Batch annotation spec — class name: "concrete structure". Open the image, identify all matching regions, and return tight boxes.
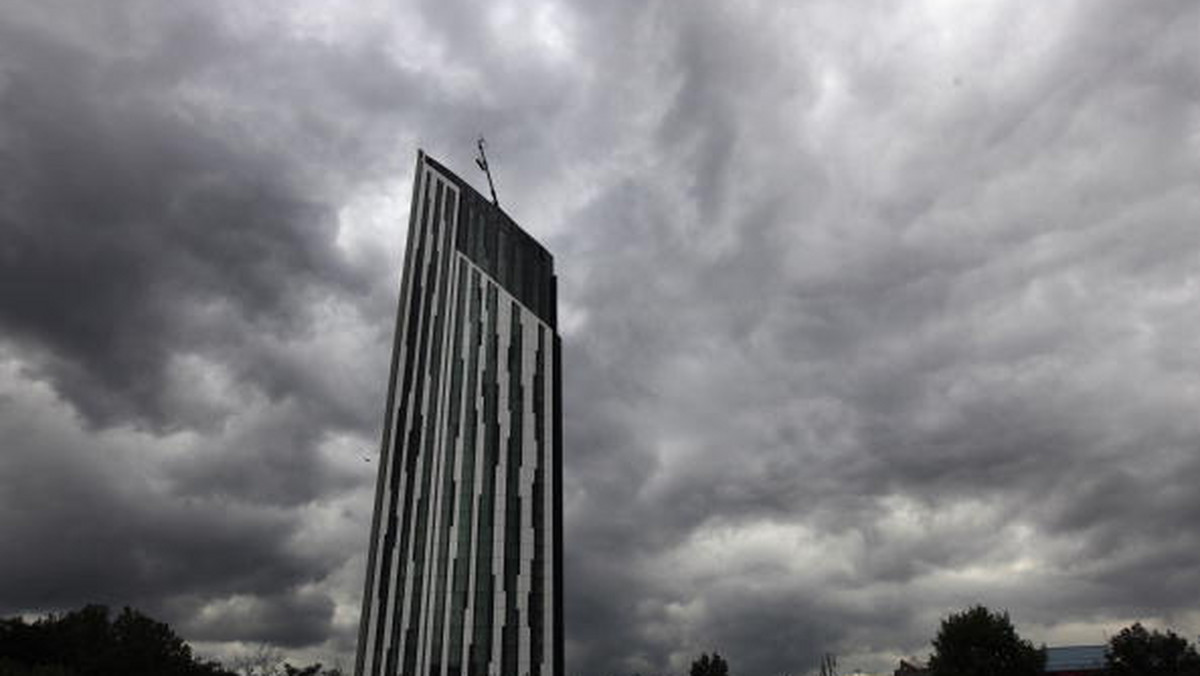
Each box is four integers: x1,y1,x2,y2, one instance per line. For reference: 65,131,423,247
356,151,562,676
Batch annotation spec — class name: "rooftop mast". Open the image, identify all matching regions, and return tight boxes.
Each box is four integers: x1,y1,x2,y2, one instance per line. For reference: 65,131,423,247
475,136,500,207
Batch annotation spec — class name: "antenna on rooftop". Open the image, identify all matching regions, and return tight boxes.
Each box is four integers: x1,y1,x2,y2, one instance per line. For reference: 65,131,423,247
475,136,500,208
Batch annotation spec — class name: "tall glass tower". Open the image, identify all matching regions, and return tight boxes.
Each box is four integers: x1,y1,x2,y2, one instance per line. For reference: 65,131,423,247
356,151,562,676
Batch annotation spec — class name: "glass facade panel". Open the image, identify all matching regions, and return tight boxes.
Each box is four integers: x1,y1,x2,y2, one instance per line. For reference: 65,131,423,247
452,183,556,328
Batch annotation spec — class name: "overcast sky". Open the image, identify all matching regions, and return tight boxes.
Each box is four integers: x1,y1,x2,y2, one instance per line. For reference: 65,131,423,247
2,1,1199,674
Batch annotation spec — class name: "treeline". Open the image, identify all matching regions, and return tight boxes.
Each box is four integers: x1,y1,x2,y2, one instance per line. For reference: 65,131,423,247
646,607,1200,676
0,605,341,676
925,604,1200,676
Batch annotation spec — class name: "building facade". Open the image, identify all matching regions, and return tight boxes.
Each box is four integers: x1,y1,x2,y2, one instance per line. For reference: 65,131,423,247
356,151,563,676
1044,645,1106,675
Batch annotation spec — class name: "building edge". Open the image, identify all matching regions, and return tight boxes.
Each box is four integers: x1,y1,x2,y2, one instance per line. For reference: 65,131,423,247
354,149,428,676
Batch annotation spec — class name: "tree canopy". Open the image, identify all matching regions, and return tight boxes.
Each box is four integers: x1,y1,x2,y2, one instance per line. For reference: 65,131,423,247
927,605,1043,676
0,605,233,676
1107,622,1200,676
689,652,730,676
0,605,341,676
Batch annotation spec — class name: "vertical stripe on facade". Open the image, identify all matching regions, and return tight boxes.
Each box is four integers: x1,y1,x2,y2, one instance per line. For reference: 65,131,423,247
469,281,498,676
428,192,466,675
449,268,481,676
530,326,545,676
551,334,564,676
396,174,445,674
380,171,435,676
501,301,523,676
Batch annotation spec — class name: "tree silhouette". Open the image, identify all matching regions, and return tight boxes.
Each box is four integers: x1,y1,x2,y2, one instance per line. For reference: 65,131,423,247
0,605,234,676
689,652,730,676
928,605,1042,676
1106,622,1200,676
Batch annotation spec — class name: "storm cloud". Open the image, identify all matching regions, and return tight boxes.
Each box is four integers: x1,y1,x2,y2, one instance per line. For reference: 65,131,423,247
2,1,1199,674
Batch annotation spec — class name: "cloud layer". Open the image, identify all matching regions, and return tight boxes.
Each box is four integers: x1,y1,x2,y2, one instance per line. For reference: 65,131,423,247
2,1,1199,674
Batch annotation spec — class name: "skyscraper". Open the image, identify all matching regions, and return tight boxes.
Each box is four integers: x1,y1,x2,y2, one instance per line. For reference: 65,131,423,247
356,151,562,676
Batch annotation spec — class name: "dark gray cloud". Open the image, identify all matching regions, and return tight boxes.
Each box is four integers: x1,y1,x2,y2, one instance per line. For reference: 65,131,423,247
2,0,1199,674
0,0,393,657
0,370,334,633
0,4,368,429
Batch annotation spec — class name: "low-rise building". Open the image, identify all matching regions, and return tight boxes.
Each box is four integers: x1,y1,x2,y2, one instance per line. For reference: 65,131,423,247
893,658,929,676
1044,645,1106,675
